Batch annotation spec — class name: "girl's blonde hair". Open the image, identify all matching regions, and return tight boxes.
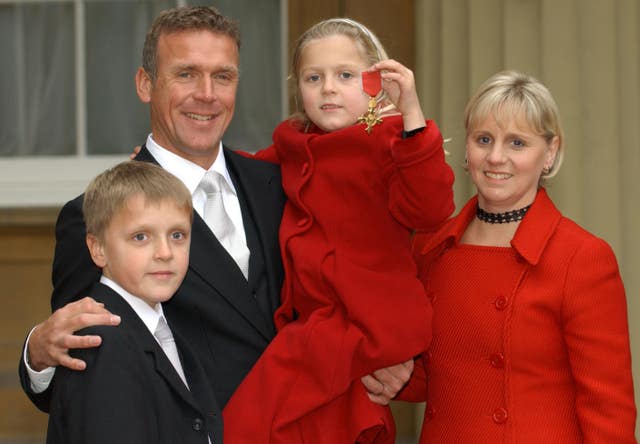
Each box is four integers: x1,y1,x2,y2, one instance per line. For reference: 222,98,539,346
464,70,565,179
289,18,389,129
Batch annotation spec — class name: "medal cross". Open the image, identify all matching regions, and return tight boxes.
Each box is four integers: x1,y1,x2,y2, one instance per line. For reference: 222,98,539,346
358,97,383,134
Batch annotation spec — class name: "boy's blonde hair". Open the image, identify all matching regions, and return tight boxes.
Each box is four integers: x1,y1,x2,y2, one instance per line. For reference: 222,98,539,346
83,161,193,239
464,70,565,179
289,18,389,129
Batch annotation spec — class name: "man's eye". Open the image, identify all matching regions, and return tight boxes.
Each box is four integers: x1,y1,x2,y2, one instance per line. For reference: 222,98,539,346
214,72,234,84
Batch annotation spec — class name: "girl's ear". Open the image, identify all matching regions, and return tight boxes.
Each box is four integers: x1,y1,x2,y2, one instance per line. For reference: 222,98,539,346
86,234,107,268
136,67,152,104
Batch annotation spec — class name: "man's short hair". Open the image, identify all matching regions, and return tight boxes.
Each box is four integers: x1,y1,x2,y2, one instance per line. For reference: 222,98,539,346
83,161,192,239
142,5,241,80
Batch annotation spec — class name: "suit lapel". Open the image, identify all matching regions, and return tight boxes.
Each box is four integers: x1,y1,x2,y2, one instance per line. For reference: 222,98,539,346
224,148,285,319
92,283,204,415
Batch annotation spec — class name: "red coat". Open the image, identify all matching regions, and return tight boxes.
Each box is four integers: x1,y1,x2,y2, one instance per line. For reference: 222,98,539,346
402,188,637,443
223,116,454,443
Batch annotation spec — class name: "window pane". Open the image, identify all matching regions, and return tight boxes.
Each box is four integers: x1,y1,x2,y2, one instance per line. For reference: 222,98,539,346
196,0,283,152
0,3,76,156
85,0,174,155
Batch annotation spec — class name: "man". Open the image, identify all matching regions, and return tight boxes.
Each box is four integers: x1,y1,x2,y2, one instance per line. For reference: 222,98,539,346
20,5,411,432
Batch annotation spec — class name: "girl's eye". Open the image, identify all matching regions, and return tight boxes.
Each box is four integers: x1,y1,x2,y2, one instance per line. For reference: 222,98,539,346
339,71,354,80
307,74,320,82
133,233,148,241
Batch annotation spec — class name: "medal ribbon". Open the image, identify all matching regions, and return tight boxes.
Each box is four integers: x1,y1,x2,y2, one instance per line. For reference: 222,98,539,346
362,71,382,97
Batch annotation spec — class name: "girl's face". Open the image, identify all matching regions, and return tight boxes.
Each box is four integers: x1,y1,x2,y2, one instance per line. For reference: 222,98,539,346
297,34,371,132
466,111,558,212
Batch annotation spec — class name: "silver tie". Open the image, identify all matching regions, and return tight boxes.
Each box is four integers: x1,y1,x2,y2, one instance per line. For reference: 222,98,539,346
199,171,250,279
154,316,188,388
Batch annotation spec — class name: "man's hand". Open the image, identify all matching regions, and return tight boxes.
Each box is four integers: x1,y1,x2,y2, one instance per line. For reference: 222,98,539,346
361,359,414,405
28,297,121,371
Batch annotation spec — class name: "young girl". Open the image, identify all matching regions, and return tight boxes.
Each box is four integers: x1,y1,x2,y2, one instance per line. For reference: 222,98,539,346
223,18,455,443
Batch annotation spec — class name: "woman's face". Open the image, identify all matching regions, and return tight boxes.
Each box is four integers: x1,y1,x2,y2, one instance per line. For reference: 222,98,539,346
466,112,558,212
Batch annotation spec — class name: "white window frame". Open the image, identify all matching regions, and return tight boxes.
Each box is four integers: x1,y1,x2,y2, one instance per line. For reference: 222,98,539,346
0,0,288,208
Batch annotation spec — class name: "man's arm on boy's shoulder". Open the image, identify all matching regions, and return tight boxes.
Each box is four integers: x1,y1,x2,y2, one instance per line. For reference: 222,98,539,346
19,197,120,412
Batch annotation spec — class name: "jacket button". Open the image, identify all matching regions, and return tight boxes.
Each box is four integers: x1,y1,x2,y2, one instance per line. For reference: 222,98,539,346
301,162,310,176
492,407,508,424
192,418,203,431
423,349,432,365
425,405,435,420
494,295,507,310
489,353,505,368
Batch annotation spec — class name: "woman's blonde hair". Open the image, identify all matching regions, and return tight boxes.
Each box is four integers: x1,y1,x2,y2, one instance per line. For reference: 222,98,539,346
464,70,564,179
289,18,389,129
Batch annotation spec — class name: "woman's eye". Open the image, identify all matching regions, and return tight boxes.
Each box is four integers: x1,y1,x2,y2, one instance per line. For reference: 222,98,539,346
512,139,525,148
478,136,491,144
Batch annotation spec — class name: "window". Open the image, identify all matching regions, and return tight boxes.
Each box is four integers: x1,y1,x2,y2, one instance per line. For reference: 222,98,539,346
0,0,286,207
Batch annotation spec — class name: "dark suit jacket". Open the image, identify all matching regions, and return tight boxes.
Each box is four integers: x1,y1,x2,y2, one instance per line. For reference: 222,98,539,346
47,282,221,444
20,146,285,415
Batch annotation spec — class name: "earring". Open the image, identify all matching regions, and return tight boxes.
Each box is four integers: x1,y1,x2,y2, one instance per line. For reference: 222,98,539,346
463,155,469,172
542,165,551,175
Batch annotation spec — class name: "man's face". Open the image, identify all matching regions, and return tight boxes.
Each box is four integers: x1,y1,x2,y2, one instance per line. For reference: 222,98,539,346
137,30,239,169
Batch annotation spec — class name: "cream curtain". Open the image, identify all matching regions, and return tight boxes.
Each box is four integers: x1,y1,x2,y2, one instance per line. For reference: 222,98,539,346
415,0,639,437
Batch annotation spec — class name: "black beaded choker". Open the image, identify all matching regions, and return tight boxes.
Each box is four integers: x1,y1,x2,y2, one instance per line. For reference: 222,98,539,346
476,204,532,224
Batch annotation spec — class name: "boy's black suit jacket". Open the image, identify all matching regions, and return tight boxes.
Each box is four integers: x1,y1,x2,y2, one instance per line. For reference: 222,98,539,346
47,282,220,444
20,145,286,417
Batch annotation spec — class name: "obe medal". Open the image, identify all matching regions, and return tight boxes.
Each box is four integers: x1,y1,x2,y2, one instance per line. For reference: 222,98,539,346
358,70,383,134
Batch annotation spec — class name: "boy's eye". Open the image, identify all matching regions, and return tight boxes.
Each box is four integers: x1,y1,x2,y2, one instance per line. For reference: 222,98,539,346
171,231,185,241
133,233,148,241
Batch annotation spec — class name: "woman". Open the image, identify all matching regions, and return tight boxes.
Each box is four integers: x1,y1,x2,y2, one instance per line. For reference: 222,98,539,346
402,70,637,443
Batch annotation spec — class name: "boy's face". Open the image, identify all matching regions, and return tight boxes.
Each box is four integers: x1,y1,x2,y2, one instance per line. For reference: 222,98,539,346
87,194,191,307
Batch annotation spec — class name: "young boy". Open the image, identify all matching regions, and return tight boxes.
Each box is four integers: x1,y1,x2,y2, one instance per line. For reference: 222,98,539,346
46,161,220,444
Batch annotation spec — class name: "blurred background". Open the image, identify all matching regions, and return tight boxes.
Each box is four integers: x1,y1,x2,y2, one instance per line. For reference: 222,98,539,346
0,0,637,442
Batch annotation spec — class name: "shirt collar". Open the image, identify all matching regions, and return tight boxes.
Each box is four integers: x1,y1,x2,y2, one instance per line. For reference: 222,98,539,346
145,134,236,196
417,188,562,265
99,275,166,336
